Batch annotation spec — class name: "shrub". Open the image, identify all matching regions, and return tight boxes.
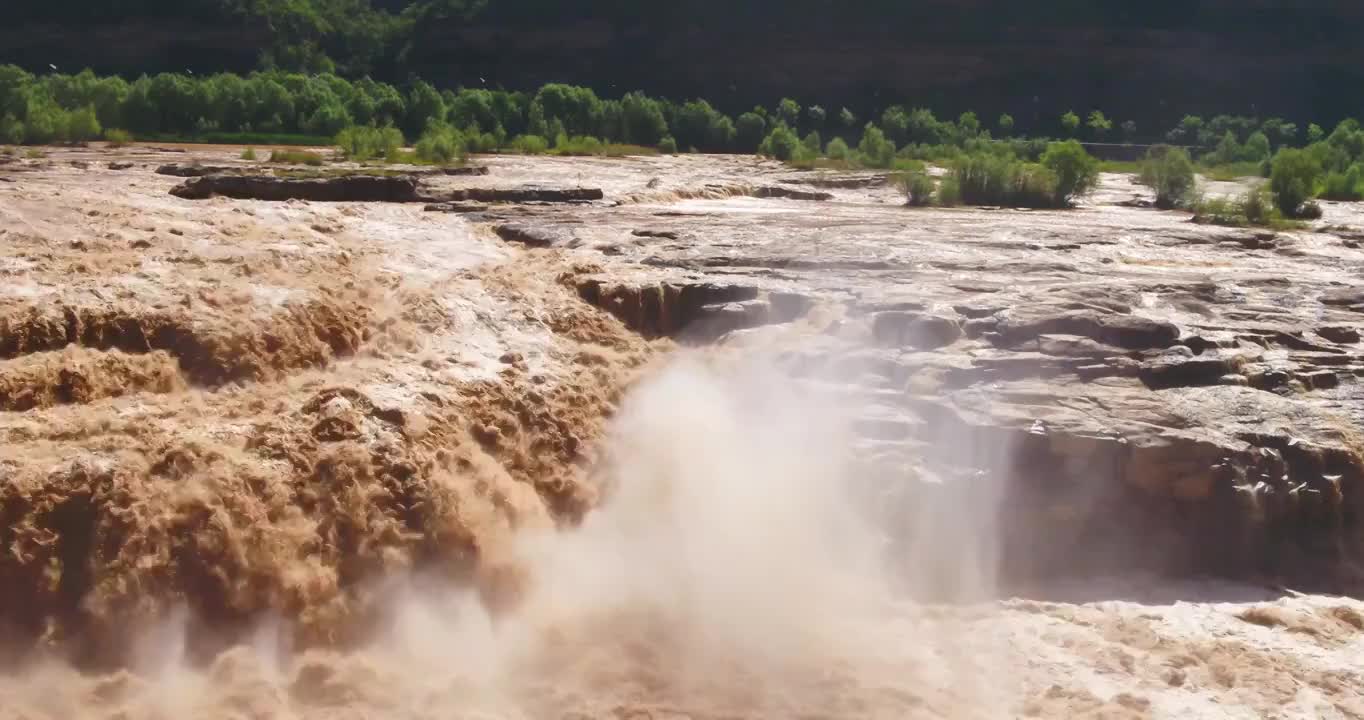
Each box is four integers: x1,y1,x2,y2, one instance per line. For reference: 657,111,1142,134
1,115,22,145
937,176,962,206
1192,186,1302,228
510,134,550,154
658,135,678,154
1269,148,1323,217
336,125,404,161
414,122,467,164
801,131,821,154
1040,140,1100,206
1203,131,1242,166
553,135,606,156
619,92,667,146
104,128,133,147
1321,164,1364,201
735,112,766,152
948,153,1058,208
269,149,325,165
1241,186,1270,225
464,131,500,153
1243,131,1271,161
241,147,258,161
1191,194,1248,226
997,113,1014,136
23,103,65,144
1086,110,1112,140
825,137,850,161
1060,111,1080,136
758,124,801,161
856,124,896,168
898,171,936,206
1137,145,1197,209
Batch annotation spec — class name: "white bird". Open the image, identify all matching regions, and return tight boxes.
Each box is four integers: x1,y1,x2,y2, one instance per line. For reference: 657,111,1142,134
49,63,58,71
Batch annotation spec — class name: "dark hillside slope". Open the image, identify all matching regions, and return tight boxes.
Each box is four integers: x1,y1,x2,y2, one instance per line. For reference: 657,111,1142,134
4,0,1364,127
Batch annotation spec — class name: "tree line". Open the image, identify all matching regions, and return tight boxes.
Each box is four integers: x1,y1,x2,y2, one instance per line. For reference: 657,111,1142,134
0,65,1346,157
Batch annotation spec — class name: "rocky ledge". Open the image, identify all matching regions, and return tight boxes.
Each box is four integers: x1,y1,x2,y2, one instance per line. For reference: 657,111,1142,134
170,173,604,204
485,167,1364,595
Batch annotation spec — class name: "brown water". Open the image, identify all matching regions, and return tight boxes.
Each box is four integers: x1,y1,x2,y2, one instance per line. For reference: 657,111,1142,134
1,146,1362,719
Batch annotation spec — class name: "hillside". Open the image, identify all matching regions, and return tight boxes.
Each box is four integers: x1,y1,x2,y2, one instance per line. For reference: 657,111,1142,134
4,0,1364,128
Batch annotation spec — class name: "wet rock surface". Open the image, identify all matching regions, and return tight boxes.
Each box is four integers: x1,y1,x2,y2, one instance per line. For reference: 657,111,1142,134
170,172,425,201
473,154,1364,596
3,146,1364,718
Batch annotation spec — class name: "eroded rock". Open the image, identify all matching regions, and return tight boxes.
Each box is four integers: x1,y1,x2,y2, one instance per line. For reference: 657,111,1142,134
871,311,963,350
171,173,423,202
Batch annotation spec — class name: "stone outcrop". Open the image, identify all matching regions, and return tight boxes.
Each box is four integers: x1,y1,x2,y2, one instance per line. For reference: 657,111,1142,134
170,173,424,202
156,164,243,177
575,277,813,342
442,186,604,203
170,173,602,205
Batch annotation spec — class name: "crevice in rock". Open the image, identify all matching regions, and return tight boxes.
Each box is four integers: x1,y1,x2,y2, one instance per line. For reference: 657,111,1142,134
575,278,812,343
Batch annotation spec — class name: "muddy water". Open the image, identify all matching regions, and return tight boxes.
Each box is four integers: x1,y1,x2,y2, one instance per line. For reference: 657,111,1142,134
1,146,1363,718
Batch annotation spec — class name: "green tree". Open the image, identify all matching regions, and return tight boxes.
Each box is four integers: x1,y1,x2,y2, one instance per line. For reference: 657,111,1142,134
776,98,801,129
735,111,767,152
856,123,896,168
1086,110,1112,140
907,108,949,145
880,106,911,146
1041,140,1099,205
1307,123,1326,144
1137,146,1197,209
1260,117,1297,146
1242,131,1271,161
957,111,981,138
1,114,24,145
449,88,497,132
1166,115,1204,145
997,113,1015,137
1205,131,1242,165
757,124,800,161
404,79,445,137
0,65,34,118
1060,111,1080,137
802,130,821,154
674,99,732,151
1269,148,1323,217
838,107,857,130
619,91,667,146
414,121,466,164
529,84,602,137
305,101,352,136
65,104,101,141
825,136,850,160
